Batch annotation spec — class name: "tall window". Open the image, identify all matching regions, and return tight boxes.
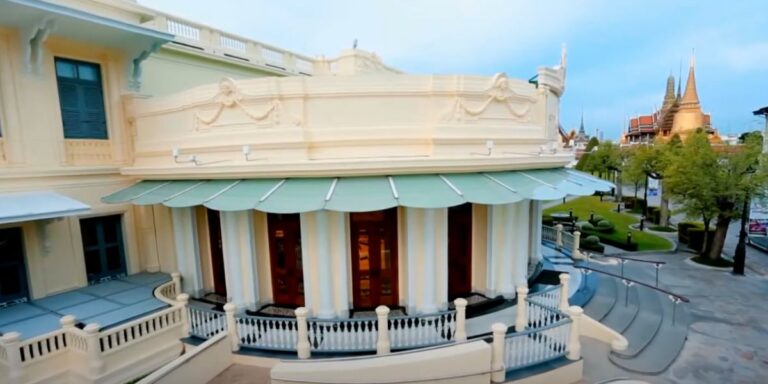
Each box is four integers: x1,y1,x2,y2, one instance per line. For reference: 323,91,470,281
0,227,28,304
55,58,108,139
80,215,126,283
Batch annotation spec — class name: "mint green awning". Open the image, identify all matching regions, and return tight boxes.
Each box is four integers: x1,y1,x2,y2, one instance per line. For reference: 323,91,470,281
102,169,614,213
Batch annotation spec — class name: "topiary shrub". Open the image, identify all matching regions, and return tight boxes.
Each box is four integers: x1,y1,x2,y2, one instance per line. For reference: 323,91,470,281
596,219,615,233
589,214,605,226
688,227,715,253
580,235,605,253
678,221,704,244
580,222,595,232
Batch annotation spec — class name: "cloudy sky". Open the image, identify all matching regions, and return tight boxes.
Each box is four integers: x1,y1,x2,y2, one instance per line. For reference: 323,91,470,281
141,0,767,140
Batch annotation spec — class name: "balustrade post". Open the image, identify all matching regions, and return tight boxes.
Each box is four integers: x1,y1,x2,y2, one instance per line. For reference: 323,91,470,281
60,315,76,330
453,298,468,342
171,272,182,296
555,224,563,248
1,332,23,384
559,273,571,311
572,231,582,259
223,303,240,352
295,307,311,359
490,323,507,383
567,306,583,360
83,323,105,378
177,293,190,337
515,287,529,331
375,305,390,355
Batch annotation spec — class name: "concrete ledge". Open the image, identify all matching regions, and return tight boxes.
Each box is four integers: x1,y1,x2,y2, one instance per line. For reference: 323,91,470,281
504,357,582,384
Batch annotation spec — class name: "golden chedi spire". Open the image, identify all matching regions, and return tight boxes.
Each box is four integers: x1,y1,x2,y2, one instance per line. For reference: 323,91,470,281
662,73,676,110
671,52,705,139
680,54,700,108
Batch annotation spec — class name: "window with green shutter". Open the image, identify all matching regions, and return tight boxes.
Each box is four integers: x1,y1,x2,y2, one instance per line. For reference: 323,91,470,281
54,58,108,140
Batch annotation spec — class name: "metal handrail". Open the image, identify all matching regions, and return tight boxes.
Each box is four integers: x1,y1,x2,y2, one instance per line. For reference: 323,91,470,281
575,265,690,303
611,254,666,265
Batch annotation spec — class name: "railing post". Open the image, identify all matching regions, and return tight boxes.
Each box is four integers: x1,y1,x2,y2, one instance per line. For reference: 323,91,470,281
567,306,583,361
559,273,571,311
515,287,528,331
83,323,105,378
375,305,390,355
223,303,240,352
490,323,507,383
171,272,182,296
60,314,76,331
1,332,23,384
177,293,190,337
555,224,563,248
295,307,311,359
453,298,468,342
572,231,582,259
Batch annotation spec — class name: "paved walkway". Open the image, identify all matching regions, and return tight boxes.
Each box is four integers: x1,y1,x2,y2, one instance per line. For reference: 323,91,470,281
581,227,768,383
0,272,170,340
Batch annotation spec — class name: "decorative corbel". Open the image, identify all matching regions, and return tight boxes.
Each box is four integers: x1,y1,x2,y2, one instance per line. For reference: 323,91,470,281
22,18,55,74
128,42,162,92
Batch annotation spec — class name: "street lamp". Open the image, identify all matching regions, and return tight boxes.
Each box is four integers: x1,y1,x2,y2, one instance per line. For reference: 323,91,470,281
734,164,757,275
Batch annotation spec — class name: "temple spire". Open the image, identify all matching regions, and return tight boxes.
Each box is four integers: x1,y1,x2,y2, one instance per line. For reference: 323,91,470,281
680,51,700,107
663,73,676,108
579,111,585,134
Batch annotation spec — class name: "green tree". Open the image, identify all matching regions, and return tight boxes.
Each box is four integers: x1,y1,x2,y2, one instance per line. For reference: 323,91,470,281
585,137,600,152
665,132,768,260
589,141,621,180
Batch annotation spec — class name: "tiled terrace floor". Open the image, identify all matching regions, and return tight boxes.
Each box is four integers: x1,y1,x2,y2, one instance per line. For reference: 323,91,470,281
0,272,170,340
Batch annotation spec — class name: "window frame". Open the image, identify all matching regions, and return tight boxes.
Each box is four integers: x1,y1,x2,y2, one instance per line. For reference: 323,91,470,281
54,57,109,140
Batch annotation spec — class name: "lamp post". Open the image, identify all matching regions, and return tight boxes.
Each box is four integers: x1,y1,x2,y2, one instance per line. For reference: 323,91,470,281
734,165,756,275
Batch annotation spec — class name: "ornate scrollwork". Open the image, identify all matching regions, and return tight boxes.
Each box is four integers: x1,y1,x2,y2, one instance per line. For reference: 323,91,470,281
195,78,296,126
448,73,537,122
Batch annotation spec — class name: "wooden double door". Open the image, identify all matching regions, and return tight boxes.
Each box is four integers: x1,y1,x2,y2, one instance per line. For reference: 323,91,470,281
267,213,305,307
350,208,399,309
448,204,473,300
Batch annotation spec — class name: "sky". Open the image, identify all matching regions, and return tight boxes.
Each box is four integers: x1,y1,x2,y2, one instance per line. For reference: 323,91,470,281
140,0,768,140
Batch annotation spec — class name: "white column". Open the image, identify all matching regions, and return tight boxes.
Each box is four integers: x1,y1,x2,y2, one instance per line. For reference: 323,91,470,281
529,200,543,264
376,305,391,355
171,207,203,296
512,201,531,288
220,211,260,311
295,307,310,359
314,210,335,318
559,273,570,311
567,306,583,360
491,323,507,383
487,204,516,298
405,208,447,313
300,211,350,318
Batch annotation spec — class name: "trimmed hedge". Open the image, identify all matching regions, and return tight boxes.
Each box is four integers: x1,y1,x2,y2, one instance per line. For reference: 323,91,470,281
596,219,615,233
588,215,605,226
580,222,595,231
678,222,705,244
688,228,715,253
581,235,605,253
581,229,639,251
622,196,646,210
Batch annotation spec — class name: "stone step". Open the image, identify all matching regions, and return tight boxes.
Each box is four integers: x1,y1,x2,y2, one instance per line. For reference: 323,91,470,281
601,284,639,333
583,274,617,321
611,285,663,358
609,299,690,374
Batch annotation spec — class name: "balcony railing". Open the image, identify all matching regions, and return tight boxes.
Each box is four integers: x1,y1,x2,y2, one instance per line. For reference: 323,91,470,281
147,14,316,76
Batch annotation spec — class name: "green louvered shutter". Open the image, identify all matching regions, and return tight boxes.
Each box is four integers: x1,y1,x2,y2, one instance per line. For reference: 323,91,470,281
55,58,108,139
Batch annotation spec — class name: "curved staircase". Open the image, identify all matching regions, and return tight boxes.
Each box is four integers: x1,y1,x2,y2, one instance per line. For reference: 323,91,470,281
583,272,690,374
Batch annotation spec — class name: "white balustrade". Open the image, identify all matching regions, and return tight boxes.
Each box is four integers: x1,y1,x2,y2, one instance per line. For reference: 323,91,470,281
167,19,201,41
220,35,247,52
262,47,285,66
503,318,570,371
515,287,529,331
236,314,298,351
490,323,507,383
224,303,239,352
188,306,227,339
376,306,391,355
559,274,571,311
527,284,562,310
454,298,468,342
295,307,311,359
555,224,564,248
1,332,23,384
99,306,184,355
567,306,583,360
307,316,377,352
388,310,457,350
542,225,558,244
15,329,68,364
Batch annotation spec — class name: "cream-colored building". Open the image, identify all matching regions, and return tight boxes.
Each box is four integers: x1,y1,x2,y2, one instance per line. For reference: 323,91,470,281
0,1,620,383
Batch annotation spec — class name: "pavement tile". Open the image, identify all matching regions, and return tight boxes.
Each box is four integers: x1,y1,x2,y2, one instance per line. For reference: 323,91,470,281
0,303,46,326
32,291,97,311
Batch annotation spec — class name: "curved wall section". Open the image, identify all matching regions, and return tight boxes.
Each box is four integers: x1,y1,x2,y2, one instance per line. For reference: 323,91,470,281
124,69,569,178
